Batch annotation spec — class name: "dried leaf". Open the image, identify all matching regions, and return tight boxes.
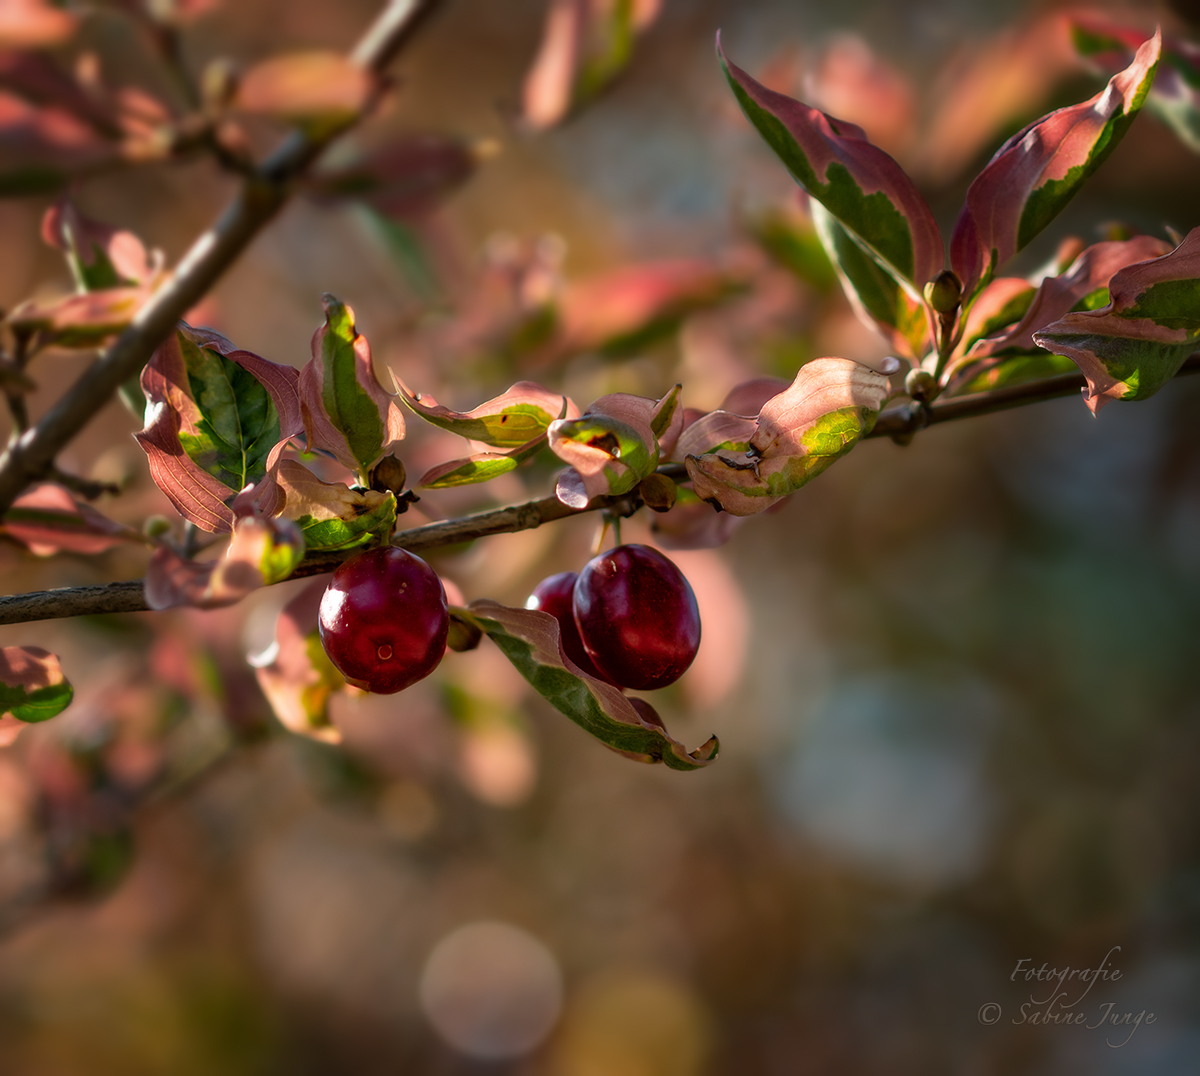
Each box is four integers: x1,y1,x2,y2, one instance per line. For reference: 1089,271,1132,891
144,515,304,611
299,294,405,477
950,31,1161,299
468,601,717,770
0,646,72,724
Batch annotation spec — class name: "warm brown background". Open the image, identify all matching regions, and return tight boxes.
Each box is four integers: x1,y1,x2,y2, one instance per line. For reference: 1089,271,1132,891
0,0,1198,1072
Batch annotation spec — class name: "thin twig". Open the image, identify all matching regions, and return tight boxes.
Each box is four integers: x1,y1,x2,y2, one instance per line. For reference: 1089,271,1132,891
0,0,442,518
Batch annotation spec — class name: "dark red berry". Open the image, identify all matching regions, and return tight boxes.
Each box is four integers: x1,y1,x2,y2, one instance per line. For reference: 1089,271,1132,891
573,544,701,691
319,546,449,694
526,571,611,682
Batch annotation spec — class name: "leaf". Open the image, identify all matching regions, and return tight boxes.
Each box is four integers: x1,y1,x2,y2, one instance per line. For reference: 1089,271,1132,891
686,357,896,516
952,351,1079,395
306,134,479,219
395,378,577,448
0,91,116,195
522,0,662,130
235,51,375,129
1071,17,1200,153
41,198,159,290
1032,226,1200,413
5,484,141,556
135,324,302,533
144,515,304,611
548,391,662,507
467,601,717,770
416,434,547,489
950,31,1161,300
274,458,396,551
7,286,149,347
966,235,1172,358
299,294,406,477
0,0,78,49
0,646,72,724
672,410,759,460
719,34,943,290
811,201,932,359
953,276,1035,358
251,579,344,742
555,258,742,357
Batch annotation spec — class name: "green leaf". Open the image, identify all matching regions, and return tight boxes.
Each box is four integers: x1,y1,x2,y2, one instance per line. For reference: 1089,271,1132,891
417,434,547,489
1032,226,1200,412
951,351,1078,395
812,202,931,360
0,646,73,723
274,459,396,552
299,294,407,477
468,601,718,771
397,379,576,449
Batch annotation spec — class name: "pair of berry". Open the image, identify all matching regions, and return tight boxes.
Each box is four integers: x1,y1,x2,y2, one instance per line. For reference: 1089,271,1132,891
526,545,701,690
317,544,701,696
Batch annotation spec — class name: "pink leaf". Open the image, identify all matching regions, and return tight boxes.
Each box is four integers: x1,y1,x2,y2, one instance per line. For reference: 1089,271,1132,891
235,51,376,126
0,0,77,49
5,484,138,556
41,198,160,286
251,579,344,742
394,377,578,448
7,286,149,347
950,31,1161,299
719,34,943,289
144,515,304,611
299,294,405,476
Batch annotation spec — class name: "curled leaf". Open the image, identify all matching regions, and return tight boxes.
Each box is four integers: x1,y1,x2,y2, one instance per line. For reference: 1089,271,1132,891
144,515,304,611
274,458,396,551
42,198,160,289
417,433,547,489
468,600,717,770
549,391,662,506
299,294,405,477
251,579,344,742
0,646,72,724
950,31,1161,299
686,357,896,515
1033,226,1200,413
136,324,302,532
396,377,577,448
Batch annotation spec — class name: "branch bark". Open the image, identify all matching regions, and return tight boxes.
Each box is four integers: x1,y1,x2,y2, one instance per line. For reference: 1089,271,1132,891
2,353,1199,626
0,0,441,518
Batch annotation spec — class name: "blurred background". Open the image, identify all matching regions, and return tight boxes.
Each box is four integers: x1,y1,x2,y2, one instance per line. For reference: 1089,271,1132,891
0,0,1199,1072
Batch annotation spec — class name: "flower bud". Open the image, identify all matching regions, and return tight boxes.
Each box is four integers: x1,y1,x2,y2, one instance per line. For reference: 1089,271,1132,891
923,270,962,314
904,368,936,402
638,473,678,513
369,454,408,496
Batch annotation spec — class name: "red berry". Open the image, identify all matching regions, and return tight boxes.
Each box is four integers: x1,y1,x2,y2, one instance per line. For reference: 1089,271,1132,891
525,571,611,682
573,544,701,691
319,547,449,694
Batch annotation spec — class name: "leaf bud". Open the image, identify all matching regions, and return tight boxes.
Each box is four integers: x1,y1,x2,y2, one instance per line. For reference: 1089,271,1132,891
201,57,240,112
446,610,483,653
143,515,173,540
637,473,677,513
904,368,936,403
923,270,961,314
369,454,407,496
